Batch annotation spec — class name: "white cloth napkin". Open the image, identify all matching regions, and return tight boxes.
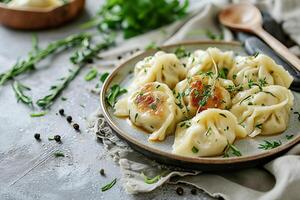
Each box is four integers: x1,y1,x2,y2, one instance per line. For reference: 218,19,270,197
89,0,300,199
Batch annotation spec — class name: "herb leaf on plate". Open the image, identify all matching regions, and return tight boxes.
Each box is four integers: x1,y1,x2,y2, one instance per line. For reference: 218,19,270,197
258,140,282,150
106,84,127,107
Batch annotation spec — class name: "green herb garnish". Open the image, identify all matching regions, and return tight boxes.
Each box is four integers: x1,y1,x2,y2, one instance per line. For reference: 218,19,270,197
192,146,199,153
174,47,190,58
141,173,161,184
30,111,47,117
101,178,117,192
81,0,189,39
218,68,229,79
286,135,294,140
223,143,242,157
258,140,282,150
12,81,33,106
54,152,65,157
84,68,98,81
100,72,110,83
106,84,127,107
37,37,114,109
0,33,90,86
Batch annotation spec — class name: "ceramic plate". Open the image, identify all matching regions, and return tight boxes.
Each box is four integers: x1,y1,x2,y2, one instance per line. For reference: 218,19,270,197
100,41,300,171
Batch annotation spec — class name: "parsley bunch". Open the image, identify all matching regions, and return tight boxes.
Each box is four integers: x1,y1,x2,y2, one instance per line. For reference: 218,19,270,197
81,0,189,39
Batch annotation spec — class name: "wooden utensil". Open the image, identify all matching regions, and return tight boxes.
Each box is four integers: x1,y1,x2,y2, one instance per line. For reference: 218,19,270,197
219,3,300,71
0,0,85,30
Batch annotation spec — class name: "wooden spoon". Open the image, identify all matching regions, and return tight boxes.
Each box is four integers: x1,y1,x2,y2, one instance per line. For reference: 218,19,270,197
219,3,300,71
0,0,85,30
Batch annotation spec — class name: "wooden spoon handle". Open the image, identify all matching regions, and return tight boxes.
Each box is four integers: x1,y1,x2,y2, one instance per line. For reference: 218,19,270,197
253,27,300,71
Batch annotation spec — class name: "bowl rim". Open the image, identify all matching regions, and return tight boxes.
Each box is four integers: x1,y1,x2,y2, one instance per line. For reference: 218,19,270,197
100,40,300,165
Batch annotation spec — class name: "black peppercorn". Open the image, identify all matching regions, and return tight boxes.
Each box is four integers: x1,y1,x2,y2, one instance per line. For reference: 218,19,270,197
176,187,184,195
34,133,41,140
54,135,61,142
117,55,122,60
66,116,72,123
59,109,64,116
191,188,197,195
100,169,105,176
73,123,80,131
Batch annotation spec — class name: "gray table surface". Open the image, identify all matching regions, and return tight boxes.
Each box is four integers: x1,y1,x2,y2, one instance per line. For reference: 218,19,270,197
0,1,215,200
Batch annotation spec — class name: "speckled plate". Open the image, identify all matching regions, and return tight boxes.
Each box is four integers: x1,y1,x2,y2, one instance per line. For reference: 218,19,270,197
100,41,300,171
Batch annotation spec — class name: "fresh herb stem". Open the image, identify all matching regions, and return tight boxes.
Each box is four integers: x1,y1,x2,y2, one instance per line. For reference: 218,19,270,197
12,81,33,106
101,178,117,192
0,33,90,86
84,68,98,81
223,143,242,157
30,111,47,117
106,84,127,107
141,173,161,184
258,140,282,150
36,36,114,109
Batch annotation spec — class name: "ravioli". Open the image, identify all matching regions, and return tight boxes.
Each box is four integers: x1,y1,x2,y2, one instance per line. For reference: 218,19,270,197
228,54,293,89
114,82,183,141
172,109,247,157
131,51,186,89
187,47,235,78
230,85,294,137
173,74,232,118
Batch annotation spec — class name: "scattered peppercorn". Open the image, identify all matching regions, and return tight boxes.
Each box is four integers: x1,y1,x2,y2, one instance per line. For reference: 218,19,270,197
54,135,61,142
191,188,197,195
66,116,72,123
34,133,41,141
117,55,122,60
73,123,80,131
100,169,105,176
176,187,184,196
59,109,64,116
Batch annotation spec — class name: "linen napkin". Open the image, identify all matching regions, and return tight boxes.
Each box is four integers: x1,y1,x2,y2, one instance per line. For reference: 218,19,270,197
89,0,300,199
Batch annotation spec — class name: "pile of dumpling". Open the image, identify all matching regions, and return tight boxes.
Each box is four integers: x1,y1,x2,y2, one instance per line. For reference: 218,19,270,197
114,47,294,157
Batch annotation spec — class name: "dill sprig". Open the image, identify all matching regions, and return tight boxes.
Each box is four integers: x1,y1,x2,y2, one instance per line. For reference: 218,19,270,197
258,140,282,150
223,143,242,157
0,33,90,86
12,81,33,106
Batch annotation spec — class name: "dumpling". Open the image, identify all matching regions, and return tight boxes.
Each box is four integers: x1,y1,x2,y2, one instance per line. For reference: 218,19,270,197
230,85,294,137
173,74,232,118
132,51,186,89
228,54,293,89
187,47,235,78
172,108,247,157
114,82,183,141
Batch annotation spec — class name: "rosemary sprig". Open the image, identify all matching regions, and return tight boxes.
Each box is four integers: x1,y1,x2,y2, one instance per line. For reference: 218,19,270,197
12,81,33,106
36,37,115,109
0,33,90,86
258,140,282,150
101,178,117,192
84,68,98,81
36,66,81,109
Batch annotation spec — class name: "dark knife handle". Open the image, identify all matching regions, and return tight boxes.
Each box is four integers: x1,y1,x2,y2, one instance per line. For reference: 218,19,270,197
243,36,300,91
